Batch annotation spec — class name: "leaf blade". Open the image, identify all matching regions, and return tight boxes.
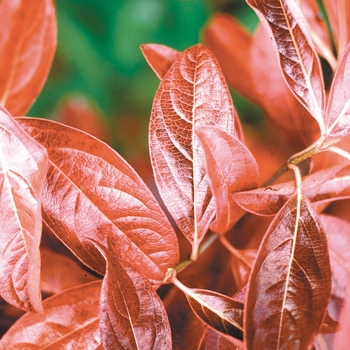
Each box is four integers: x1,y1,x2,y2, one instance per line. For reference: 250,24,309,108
244,194,332,349
0,0,57,115
247,0,325,134
0,107,48,312
17,117,179,284
149,44,238,258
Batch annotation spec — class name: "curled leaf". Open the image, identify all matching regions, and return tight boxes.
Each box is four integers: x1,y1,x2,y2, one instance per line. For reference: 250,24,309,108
245,194,332,349
17,117,179,284
0,0,57,115
0,107,48,312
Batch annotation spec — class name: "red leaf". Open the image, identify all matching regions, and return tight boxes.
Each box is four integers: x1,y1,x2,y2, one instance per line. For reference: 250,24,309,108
247,0,325,135
325,43,350,139
93,242,172,349
245,194,332,349
149,44,239,259
0,0,57,116
40,247,98,295
0,281,102,348
196,126,258,234
53,94,111,145
0,107,48,312
198,327,243,350
140,44,181,79
17,117,179,284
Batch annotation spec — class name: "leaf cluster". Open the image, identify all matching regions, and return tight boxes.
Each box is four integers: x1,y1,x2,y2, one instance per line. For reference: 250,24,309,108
1,0,350,349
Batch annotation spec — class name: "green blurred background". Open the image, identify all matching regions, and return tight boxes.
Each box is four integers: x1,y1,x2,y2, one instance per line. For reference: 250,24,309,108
29,0,259,161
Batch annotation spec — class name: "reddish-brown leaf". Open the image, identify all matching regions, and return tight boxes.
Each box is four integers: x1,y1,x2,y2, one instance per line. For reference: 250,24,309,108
196,126,258,234
40,247,98,295
0,107,48,312
0,0,56,116
198,327,243,350
93,242,172,350
203,14,320,150
149,44,239,259
53,94,112,145
245,194,332,349
0,281,102,349
325,43,350,139
247,0,325,134
141,44,181,79
17,117,179,284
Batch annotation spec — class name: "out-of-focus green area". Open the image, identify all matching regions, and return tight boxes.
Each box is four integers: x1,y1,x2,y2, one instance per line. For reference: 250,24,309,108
29,0,258,156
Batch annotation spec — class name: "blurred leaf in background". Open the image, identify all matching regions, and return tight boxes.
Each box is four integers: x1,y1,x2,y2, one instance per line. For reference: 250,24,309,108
28,0,256,168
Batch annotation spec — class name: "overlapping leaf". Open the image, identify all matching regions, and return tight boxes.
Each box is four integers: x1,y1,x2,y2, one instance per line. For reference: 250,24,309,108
0,107,48,312
203,14,320,150
325,43,350,139
0,281,102,349
196,126,258,234
140,44,181,79
245,194,331,349
0,0,56,115
16,117,179,284
247,0,325,135
149,44,239,258
94,242,172,349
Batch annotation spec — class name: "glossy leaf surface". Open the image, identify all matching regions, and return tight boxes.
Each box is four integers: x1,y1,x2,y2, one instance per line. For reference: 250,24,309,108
247,0,325,134
140,44,181,79
149,44,237,258
245,194,331,349
325,43,350,139
0,107,48,312
0,0,56,115
94,243,172,350
196,126,258,233
0,281,102,349
17,117,179,283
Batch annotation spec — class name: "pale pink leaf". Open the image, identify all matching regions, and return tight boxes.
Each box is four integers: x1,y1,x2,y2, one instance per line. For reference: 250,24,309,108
0,106,48,312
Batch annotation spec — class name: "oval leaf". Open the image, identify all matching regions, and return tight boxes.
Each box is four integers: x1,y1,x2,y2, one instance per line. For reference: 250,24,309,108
149,44,238,259
94,242,172,350
0,107,48,312
0,281,102,349
244,194,332,349
247,0,325,134
140,44,181,79
0,0,57,115
17,117,179,284
196,125,258,233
